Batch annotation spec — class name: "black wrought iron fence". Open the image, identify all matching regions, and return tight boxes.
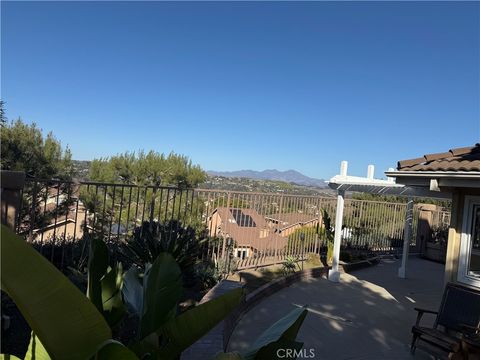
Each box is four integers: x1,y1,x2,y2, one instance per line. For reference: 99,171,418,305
14,178,198,269
7,178,449,272
192,189,420,269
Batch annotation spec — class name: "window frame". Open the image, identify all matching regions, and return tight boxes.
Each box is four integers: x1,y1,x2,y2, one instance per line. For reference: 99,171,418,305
457,195,480,287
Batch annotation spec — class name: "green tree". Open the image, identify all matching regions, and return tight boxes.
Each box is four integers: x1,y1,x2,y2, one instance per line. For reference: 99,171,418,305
1,118,74,179
88,150,205,188
1,118,76,237
82,151,206,238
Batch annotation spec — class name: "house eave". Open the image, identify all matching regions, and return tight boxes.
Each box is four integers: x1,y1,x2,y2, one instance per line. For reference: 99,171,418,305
385,171,480,190
385,171,480,179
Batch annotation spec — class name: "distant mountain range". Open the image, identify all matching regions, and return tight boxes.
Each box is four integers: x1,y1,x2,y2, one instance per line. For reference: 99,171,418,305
207,169,327,188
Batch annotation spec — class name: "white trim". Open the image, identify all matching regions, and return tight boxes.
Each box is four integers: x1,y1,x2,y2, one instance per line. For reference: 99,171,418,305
328,164,451,199
385,171,480,179
457,195,480,288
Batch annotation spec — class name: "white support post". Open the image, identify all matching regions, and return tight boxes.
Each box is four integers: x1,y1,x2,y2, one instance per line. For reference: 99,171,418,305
398,197,414,278
340,160,348,177
329,189,345,282
367,164,374,180
329,161,347,282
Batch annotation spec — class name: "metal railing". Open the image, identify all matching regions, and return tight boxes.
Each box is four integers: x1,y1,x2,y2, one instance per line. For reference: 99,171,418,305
8,178,449,271
15,178,197,269
427,208,451,247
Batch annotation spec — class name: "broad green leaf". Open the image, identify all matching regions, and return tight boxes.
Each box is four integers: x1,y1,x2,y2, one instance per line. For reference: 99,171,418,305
101,264,126,327
242,306,308,360
25,332,50,360
95,340,139,359
0,225,111,360
274,308,307,342
140,253,182,339
122,267,143,315
155,287,244,359
87,236,109,313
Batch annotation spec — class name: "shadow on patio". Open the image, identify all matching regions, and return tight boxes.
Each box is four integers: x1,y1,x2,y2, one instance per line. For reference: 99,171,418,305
228,257,445,359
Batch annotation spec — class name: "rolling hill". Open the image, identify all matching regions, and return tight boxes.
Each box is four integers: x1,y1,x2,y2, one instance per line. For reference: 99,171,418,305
207,169,327,188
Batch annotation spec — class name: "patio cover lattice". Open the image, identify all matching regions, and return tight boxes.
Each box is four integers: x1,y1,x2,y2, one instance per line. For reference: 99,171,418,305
327,161,450,282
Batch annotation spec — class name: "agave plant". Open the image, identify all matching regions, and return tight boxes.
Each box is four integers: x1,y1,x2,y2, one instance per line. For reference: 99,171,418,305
282,256,300,275
119,220,204,287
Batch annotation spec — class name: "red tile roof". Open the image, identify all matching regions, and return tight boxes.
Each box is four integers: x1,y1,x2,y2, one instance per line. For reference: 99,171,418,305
212,207,287,251
237,233,288,252
397,144,480,172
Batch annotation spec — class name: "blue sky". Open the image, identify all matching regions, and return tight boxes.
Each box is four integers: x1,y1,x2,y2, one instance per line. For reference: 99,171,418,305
2,1,479,180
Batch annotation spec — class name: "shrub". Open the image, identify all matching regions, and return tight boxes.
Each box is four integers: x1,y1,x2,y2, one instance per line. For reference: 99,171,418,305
282,256,300,275
195,263,220,290
119,220,203,287
326,241,334,264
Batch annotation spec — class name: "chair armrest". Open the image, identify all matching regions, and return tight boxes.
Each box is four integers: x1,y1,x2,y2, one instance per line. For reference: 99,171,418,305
414,307,438,315
413,308,438,326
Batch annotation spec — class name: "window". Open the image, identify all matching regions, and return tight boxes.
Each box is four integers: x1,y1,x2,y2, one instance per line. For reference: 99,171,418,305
458,196,480,287
236,249,247,259
230,209,256,227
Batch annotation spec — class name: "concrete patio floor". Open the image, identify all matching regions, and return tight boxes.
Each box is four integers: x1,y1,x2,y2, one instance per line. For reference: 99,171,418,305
228,257,446,359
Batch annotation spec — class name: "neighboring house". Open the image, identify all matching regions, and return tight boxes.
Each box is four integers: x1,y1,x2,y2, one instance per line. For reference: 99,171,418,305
208,207,287,258
265,213,319,237
31,184,87,242
234,233,287,259
386,144,480,289
44,185,69,206
32,202,87,242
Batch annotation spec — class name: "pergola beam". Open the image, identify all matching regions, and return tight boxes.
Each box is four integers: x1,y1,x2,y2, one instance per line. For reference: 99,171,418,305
327,161,448,283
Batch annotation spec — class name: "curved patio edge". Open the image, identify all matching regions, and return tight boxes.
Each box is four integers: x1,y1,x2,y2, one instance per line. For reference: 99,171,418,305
223,266,328,351
224,256,380,351
181,257,379,360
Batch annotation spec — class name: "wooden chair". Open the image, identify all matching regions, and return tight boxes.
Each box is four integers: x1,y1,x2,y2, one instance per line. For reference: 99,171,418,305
411,282,480,358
